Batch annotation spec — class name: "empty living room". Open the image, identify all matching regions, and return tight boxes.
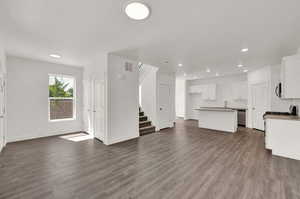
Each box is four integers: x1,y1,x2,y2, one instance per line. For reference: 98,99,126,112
1,0,300,198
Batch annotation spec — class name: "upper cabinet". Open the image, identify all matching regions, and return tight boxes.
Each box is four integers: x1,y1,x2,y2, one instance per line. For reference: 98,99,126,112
204,84,216,100
189,84,216,100
281,55,300,99
232,81,248,100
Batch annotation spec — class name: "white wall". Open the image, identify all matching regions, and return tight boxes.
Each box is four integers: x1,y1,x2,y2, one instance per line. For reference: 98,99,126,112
140,64,158,129
175,78,186,118
0,38,7,151
106,54,139,145
157,72,176,129
187,74,248,120
7,56,83,142
84,53,107,81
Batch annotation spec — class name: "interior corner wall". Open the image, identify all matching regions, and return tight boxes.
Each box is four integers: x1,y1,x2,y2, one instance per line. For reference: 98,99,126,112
7,56,84,142
106,54,139,145
140,66,158,129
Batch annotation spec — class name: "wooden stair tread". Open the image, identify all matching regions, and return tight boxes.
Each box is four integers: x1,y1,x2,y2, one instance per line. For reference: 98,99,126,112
139,125,155,131
139,120,151,124
139,108,155,136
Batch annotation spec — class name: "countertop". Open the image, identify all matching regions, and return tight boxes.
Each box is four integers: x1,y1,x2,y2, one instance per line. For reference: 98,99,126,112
264,115,300,121
195,107,238,112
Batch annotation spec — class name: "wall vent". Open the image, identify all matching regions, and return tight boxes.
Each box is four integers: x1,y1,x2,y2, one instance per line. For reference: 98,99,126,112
125,62,133,72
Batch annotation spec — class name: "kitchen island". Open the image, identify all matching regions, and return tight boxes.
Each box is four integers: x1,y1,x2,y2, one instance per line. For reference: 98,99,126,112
195,107,238,133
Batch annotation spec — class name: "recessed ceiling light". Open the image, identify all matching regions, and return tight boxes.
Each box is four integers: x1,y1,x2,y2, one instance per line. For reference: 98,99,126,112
206,68,211,73
183,73,187,76
125,2,150,20
241,48,249,52
49,54,61,58
178,63,183,67
243,69,249,73
237,64,243,67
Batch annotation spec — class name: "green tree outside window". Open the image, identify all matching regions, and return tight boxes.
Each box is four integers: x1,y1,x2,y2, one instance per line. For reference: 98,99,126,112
49,77,73,97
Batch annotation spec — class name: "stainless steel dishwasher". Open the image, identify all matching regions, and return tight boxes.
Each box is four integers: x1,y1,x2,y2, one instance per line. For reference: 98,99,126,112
237,109,246,126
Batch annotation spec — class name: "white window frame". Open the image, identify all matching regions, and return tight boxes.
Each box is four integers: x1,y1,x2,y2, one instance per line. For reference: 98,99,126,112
48,74,76,122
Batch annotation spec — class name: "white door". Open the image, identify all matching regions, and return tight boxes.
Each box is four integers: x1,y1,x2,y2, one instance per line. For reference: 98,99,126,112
159,84,171,129
252,83,268,131
93,80,105,141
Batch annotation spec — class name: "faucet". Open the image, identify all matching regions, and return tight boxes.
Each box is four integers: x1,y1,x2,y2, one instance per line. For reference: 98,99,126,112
224,100,228,108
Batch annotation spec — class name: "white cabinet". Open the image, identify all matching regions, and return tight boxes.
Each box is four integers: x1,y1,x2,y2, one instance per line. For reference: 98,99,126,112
281,55,300,99
232,81,247,100
189,85,201,93
265,118,300,160
189,84,216,100
203,84,216,100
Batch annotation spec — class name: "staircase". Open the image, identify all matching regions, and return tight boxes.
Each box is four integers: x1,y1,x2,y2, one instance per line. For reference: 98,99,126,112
139,107,156,136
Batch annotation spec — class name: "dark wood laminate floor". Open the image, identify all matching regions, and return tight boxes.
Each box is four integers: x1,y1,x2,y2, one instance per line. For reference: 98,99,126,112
1,120,300,199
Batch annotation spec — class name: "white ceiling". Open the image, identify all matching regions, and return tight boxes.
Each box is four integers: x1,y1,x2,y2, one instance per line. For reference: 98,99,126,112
1,0,300,77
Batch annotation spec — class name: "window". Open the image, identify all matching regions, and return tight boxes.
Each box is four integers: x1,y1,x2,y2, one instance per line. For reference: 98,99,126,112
49,74,75,121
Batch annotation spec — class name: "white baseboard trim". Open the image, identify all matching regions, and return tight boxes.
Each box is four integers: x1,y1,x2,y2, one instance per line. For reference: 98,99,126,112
107,135,139,145
7,129,83,143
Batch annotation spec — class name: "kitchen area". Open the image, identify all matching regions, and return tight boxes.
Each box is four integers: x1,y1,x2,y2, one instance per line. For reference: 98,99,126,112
176,49,300,160
177,72,248,133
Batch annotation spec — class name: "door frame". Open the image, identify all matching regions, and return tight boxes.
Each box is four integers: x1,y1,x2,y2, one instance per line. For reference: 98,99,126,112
93,79,106,142
250,82,270,130
83,78,108,144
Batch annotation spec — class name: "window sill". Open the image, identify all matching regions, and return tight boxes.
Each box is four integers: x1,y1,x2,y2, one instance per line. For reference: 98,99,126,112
49,118,76,122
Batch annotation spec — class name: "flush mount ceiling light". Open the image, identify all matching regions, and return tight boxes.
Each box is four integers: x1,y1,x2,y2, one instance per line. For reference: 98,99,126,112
243,69,249,73
241,48,249,52
49,54,61,58
237,64,243,67
178,63,183,67
216,73,219,76
125,2,150,20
